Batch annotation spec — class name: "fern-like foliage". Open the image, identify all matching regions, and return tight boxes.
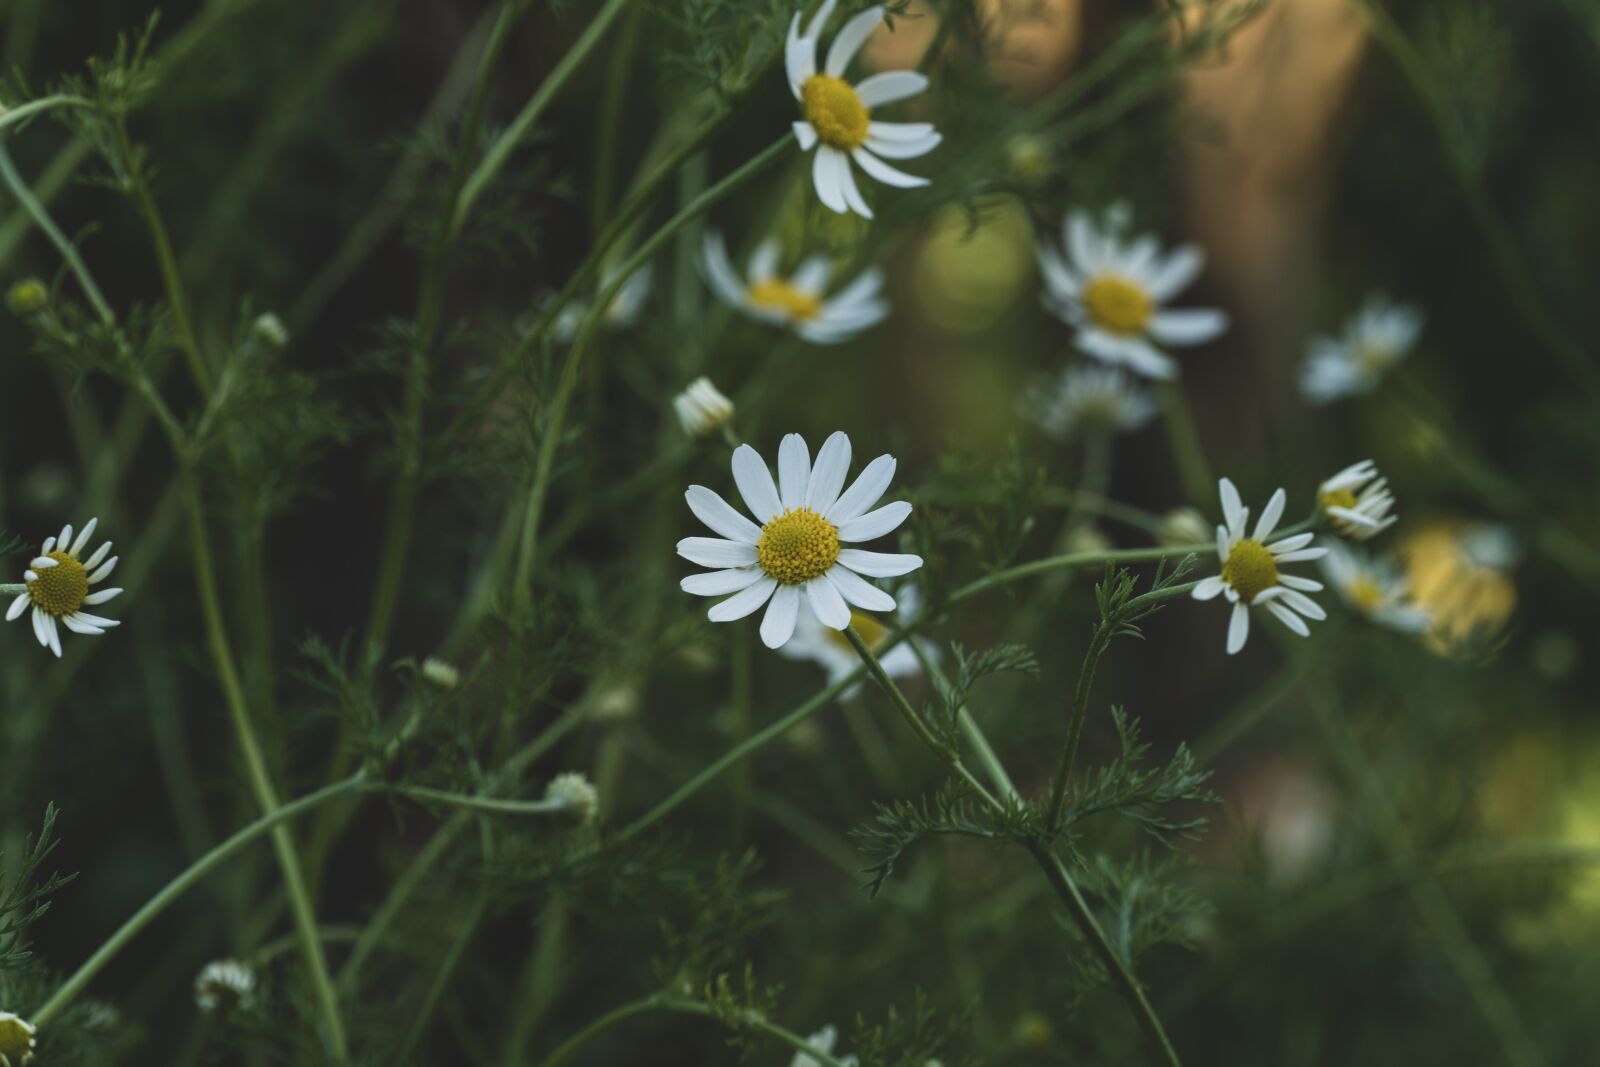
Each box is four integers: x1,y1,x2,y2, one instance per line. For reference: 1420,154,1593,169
1062,707,1215,845
0,804,77,972
851,781,1041,898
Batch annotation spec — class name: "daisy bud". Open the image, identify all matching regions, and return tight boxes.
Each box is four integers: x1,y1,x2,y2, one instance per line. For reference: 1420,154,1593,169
545,772,600,827
591,681,638,723
0,1012,35,1066
420,656,460,688
1063,523,1111,556
194,959,256,1013
673,377,735,439
252,312,290,348
1317,460,1396,541
1157,507,1211,547
1006,133,1051,184
5,279,46,316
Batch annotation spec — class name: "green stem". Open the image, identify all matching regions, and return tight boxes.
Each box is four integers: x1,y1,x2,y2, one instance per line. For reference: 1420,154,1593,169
0,94,94,134
0,142,115,326
1158,381,1211,506
535,995,853,1067
390,784,570,817
30,773,367,1026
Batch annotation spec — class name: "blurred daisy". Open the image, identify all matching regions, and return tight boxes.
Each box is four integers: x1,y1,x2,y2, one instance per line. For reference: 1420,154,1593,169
550,264,653,342
673,376,736,438
1320,542,1431,633
0,1011,34,1066
1038,205,1228,379
4,518,121,658
1025,363,1156,439
420,657,460,688
703,233,887,344
787,0,941,218
1300,295,1423,403
678,431,923,650
194,960,255,1013
1192,479,1328,655
781,584,933,697
789,1023,858,1067
1318,460,1396,540
545,772,600,827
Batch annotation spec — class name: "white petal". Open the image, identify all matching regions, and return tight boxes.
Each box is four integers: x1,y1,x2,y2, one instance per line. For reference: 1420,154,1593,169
41,536,56,553
760,584,802,648
785,11,809,96
1066,212,1102,273
1269,533,1316,554
44,613,62,657
1273,548,1328,563
1253,488,1286,541
825,6,884,75
1146,245,1204,301
854,70,928,106
1218,478,1245,533
827,454,895,523
677,537,759,568
792,121,819,151
83,587,124,605
806,576,851,630
57,524,72,550
1226,602,1250,655
747,238,781,281
68,611,119,627
1278,574,1321,592
1216,525,1231,560
791,254,833,294
1267,601,1310,636
731,445,783,521
805,0,840,41
31,606,49,647
685,486,762,542
837,157,874,218
1277,588,1327,620
823,267,883,309
83,541,112,569
708,577,778,622
1191,575,1227,601
812,146,849,213
1148,308,1228,346
851,147,928,188
778,433,811,509
24,571,37,582
681,568,765,597
826,565,896,611
87,556,119,583
836,548,922,577
838,501,911,542
806,431,852,512
61,614,105,635
6,592,29,621
71,517,97,556
701,232,748,309
1036,247,1080,299
864,120,936,141
30,557,57,569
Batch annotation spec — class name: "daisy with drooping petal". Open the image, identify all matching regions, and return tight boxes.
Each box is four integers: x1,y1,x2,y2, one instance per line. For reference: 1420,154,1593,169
1038,204,1229,379
4,518,121,658
781,583,934,697
787,0,941,218
1320,541,1431,634
674,377,736,438
788,1023,858,1067
703,233,888,344
1025,363,1156,439
1191,479,1329,655
678,431,924,650
194,960,256,1013
1318,460,1396,540
1300,295,1424,403
549,264,653,343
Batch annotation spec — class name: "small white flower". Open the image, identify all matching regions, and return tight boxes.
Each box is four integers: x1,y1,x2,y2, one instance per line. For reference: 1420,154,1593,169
194,960,256,1013
545,772,600,827
703,233,888,344
674,377,736,438
551,265,653,343
1192,479,1329,655
1025,363,1156,438
1038,204,1228,379
787,0,941,218
678,431,924,650
252,312,289,348
1300,295,1423,403
5,518,122,658
781,584,933,696
0,1011,35,1066
1320,541,1431,633
420,657,460,688
789,1023,859,1067
1318,460,1396,540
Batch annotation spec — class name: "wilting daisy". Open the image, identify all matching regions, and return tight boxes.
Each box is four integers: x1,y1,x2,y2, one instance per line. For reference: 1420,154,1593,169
1318,460,1396,540
1192,479,1328,655
703,233,888,344
673,377,736,438
0,1011,34,1066
781,584,932,697
1320,542,1431,633
678,431,923,650
1038,205,1228,379
1025,363,1156,439
550,264,653,342
787,0,941,218
789,1024,858,1067
194,960,256,1013
1300,295,1423,403
4,518,121,658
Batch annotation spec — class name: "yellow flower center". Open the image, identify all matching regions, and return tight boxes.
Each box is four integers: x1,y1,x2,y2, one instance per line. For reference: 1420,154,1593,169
823,609,889,654
1221,539,1279,602
746,278,823,322
26,550,88,617
801,74,871,150
757,508,840,585
1347,577,1385,614
1321,488,1357,512
1082,274,1153,336
1354,343,1395,373
0,1014,34,1066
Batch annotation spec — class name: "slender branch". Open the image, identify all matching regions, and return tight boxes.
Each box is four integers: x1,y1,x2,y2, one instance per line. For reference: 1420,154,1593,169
0,95,94,134
534,995,853,1067
0,142,115,325
390,784,570,817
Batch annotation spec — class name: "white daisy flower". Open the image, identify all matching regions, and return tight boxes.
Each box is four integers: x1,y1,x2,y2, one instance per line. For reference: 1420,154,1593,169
1300,295,1424,403
786,0,942,218
678,431,924,650
789,1023,858,1067
4,518,122,658
1038,204,1229,379
550,264,653,343
780,583,933,696
0,1011,34,1066
252,312,289,348
1318,460,1396,540
702,233,888,344
1026,363,1156,438
673,377,736,438
1191,479,1329,655
545,772,600,827
194,959,256,1013
1320,541,1431,633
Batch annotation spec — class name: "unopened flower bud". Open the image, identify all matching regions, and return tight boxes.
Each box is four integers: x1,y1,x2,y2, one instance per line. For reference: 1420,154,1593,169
673,377,735,439
545,772,599,827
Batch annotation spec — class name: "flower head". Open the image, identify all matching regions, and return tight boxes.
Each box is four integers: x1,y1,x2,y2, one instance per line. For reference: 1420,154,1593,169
1320,542,1431,633
780,584,933,696
252,312,289,348
1025,363,1156,439
5,518,121,658
789,1023,858,1067
1318,460,1396,540
1300,295,1423,403
420,657,460,688
703,233,887,344
787,0,941,218
674,377,736,438
1191,479,1328,654
0,1012,34,1066
195,960,255,1013
1038,205,1228,379
679,431,923,650
5,279,46,317
545,772,600,827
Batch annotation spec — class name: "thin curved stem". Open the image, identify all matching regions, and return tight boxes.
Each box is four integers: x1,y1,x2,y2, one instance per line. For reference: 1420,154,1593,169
0,94,94,134
389,784,569,817
534,994,853,1067
0,142,115,326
